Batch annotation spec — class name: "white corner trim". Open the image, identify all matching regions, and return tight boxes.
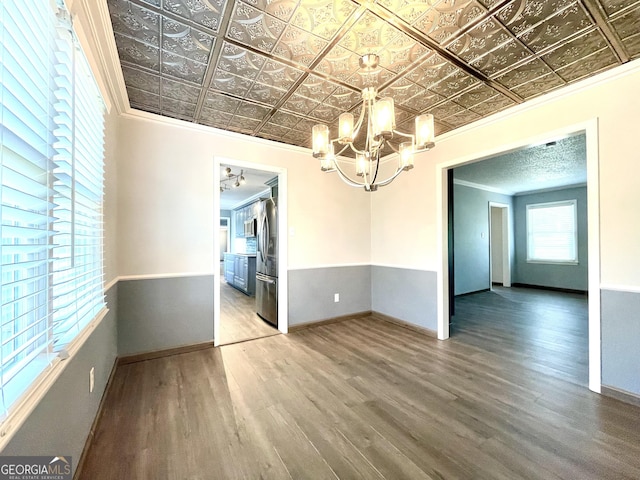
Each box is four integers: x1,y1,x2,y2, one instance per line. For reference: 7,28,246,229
453,178,514,196
600,284,640,294
0,307,110,451
118,272,216,282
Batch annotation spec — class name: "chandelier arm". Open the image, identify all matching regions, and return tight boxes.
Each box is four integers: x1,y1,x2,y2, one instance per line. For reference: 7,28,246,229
373,166,405,187
392,130,415,141
332,159,368,188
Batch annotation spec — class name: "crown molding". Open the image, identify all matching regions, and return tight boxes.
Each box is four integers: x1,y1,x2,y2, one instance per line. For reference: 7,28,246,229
453,178,514,196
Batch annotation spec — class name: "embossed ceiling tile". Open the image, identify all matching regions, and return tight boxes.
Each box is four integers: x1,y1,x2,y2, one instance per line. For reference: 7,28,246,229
162,51,208,83
259,122,291,137
281,94,321,115
258,59,304,89
235,101,272,120
475,0,503,9
108,0,160,47
323,86,361,110
226,0,287,53
273,26,328,67
452,83,500,108
515,3,593,53
446,17,513,63
246,82,286,105
434,120,453,135
138,0,161,6
315,45,361,81
199,107,233,126
162,19,213,64
217,42,267,79
114,33,161,71
270,110,304,127
622,31,640,58
541,29,610,69
210,69,254,95
295,75,338,101
496,0,575,36
127,87,161,109
162,98,197,118
377,32,431,73
406,54,458,88
412,0,488,45
429,101,467,119
611,4,640,41
228,116,261,132
290,0,357,39
510,72,564,99
493,57,554,88
469,39,531,77
294,117,318,132
383,77,424,106
468,92,515,115
376,0,434,24
394,108,417,124
283,128,312,145
428,69,480,98
600,0,640,16
309,104,343,122
405,88,445,111
345,67,395,89
163,0,227,32
242,0,298,21
204,91,242,112
338,11,396,54
161,78,201,103
555,48,619,82
441,108,482,127
122,66,160,94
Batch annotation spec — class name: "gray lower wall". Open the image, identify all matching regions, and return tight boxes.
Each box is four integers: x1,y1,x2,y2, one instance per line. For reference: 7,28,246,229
118,275,214,356
453,183,514,295
371,266,438,332
2,284,118,477
288,266,371,326
513,186,588,291
601,289,640,397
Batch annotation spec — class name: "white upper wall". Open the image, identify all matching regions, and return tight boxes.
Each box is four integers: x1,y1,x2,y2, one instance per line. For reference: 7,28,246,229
371,60,640,288
115,114,372,276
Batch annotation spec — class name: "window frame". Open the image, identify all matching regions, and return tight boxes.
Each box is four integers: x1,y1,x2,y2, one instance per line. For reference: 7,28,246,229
526,199,579,265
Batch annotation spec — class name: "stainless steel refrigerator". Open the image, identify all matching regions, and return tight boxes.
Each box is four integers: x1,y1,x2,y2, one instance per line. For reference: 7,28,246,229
256,197,277,326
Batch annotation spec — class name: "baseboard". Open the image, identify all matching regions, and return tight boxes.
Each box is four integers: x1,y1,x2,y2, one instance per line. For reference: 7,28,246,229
371,311,437,338
601,385,640,408
455,288,491,297
73,357,118,480
118,341,214,365
511,283,587,295
288,311,372,332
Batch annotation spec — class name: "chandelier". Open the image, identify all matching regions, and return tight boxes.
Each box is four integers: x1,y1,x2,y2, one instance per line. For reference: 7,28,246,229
220,167,245,192
312,54,435,192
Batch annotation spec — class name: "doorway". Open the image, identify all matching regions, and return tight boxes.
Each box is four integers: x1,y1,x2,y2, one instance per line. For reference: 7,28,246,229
489,203,511,289
437,120,601,393
213,157,288,347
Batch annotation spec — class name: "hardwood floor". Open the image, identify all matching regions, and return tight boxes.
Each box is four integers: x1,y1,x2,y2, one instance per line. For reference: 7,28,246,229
452,286,588,386
219,277,279,346
79,290,640,480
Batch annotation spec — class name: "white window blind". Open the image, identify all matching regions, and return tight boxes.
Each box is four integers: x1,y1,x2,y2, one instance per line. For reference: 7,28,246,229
526,200,578,264
0,0,105,417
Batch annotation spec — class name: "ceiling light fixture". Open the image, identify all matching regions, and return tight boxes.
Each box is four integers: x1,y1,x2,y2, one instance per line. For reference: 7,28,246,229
312,54,435,192
220,167,245,193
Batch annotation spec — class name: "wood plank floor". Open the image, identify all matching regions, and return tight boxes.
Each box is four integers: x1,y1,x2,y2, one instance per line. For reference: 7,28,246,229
79,289,640,479
219,277,279,346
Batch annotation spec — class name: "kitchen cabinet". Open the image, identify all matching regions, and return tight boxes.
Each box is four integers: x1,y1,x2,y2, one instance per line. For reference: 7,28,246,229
234,202,259,237
223,253,256,295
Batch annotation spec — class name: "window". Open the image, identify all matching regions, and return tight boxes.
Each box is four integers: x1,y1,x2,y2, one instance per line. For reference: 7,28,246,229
1,0,105,417
526,200,578,264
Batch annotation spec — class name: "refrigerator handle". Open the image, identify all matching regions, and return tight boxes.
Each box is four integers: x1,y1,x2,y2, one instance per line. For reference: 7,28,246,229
256,273,276,284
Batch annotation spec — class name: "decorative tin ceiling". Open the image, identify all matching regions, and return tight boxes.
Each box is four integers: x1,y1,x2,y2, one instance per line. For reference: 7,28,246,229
107,0,640,152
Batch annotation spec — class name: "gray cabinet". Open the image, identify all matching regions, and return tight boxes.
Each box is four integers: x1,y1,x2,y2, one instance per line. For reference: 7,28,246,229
234,202,259,237
223,253,256,295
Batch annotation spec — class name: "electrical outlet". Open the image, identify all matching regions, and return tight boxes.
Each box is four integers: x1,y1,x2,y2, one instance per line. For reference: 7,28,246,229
89,367,95,393
334,293,339,303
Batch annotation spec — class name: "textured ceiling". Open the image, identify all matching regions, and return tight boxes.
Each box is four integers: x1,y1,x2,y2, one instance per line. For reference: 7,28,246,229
453,133,586,194
107,0,640,152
